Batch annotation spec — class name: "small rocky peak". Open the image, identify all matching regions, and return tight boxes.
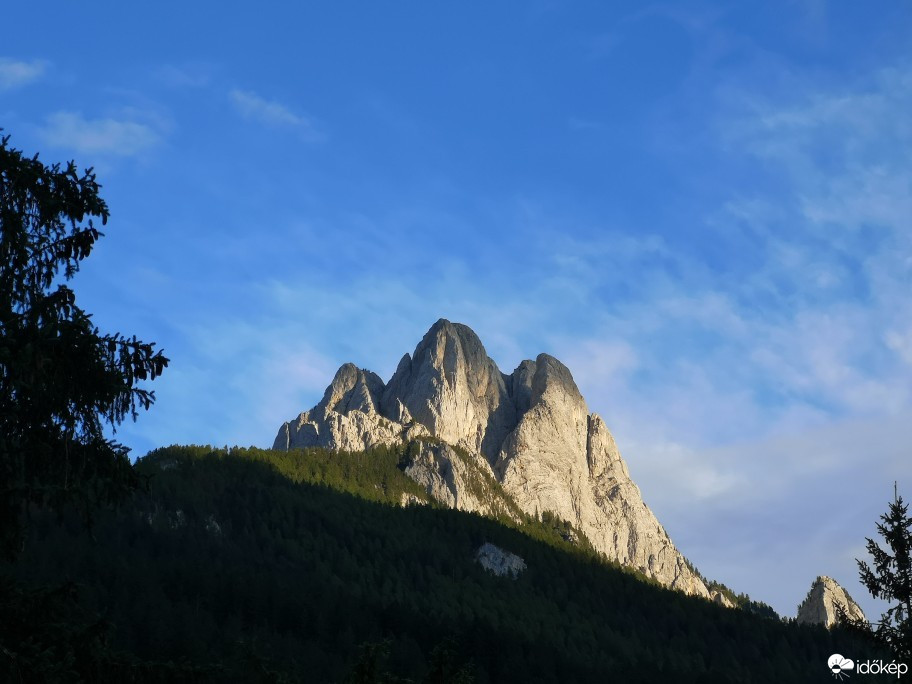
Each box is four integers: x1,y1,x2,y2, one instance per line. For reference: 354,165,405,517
586,414,628,480
379,354,412,419
382,320,475,407
529,353,587,412
796,575,867,628
318,363,385,416
410,318,496,395
507,359,537,414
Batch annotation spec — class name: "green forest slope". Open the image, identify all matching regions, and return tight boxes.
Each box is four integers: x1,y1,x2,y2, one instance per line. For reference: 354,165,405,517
6,444,887,683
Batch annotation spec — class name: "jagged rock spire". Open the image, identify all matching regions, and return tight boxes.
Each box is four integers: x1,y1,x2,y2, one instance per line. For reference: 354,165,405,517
380,319,517,462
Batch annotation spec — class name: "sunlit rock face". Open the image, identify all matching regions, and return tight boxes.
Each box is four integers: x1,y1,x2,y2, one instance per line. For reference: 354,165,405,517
402,441,498,516
712,591,735,609
273,363,424,452
796,576,867,627
274,318,709,598
381,321,518,464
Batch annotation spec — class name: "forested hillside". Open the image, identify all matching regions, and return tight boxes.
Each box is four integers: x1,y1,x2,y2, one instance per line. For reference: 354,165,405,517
6,445,886,682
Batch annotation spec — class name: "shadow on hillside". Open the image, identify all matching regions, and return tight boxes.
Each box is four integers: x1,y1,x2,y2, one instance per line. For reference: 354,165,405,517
4,444,890,684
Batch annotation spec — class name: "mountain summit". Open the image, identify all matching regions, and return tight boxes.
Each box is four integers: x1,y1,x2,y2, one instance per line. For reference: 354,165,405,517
274,319,709,597
797,576,867,628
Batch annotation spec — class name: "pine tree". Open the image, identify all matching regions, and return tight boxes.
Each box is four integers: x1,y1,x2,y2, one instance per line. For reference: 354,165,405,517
1,133,168,557
856,484,912,660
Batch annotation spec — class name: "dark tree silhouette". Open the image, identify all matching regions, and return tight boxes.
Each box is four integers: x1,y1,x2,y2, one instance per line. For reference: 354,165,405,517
0,132,168,557
857,484,912,661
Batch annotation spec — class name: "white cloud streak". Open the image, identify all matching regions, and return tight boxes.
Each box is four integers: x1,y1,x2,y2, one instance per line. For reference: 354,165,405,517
38,111,162,157
0,57,46,89
622,64,912,616
229,89,322,140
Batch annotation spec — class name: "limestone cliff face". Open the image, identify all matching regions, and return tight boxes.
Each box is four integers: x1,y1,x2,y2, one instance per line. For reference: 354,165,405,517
796,576,867,628
401,441,521,522
381,322,518,463
273,319,709,598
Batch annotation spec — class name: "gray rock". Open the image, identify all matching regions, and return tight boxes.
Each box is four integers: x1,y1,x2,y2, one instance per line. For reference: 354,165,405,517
273,364,405,452
273,319,709,598
381,319,517,464
494,360,708,597
205,515,223,537
399,492,423,507
797,576,867,627
712,591,735,609
320,363,385,415
476,542,526,578
402,441,522,522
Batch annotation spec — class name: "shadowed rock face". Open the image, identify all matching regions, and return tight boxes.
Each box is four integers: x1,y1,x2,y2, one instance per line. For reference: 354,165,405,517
797,576,867,627
274,318,709,598
476,543,526,578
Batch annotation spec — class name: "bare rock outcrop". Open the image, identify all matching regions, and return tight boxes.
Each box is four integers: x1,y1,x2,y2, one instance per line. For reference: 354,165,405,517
273,318,709,598
403,441,497,516
476,542,526,578
712,591,736,609
797,576,867,628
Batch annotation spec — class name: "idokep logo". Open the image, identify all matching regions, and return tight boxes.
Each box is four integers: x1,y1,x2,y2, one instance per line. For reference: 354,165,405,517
828,653,910,679
857,660,908,678
829,654,855,680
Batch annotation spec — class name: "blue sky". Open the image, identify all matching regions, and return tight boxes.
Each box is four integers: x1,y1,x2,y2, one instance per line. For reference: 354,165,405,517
3,1,911,620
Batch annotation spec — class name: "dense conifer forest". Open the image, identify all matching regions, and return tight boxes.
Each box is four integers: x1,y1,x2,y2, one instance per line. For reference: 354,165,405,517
4,444,890,682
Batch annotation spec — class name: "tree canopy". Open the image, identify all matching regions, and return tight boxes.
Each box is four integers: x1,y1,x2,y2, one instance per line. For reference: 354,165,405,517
857,485,912,661
0,133,168,557
8,443,884,683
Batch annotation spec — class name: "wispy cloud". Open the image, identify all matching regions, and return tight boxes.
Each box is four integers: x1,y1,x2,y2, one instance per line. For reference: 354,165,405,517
114,315,339,453
0,57,47,89
229,89,322,140
38,111,163,157
615,64,912,615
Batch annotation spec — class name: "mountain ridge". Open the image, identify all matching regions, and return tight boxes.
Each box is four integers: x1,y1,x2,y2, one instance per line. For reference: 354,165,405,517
274,319,710,597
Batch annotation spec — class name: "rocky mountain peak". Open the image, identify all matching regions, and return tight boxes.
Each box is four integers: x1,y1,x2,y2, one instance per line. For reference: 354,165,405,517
318,363,385,417
393,318,492,394
273,319,709,598
530,353,587,411
381,318,514,462
796,576,867,628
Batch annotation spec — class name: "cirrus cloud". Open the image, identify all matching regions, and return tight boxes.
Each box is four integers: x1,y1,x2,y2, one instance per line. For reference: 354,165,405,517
229,88,322,140
0,57,47,90
38,111,163,157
